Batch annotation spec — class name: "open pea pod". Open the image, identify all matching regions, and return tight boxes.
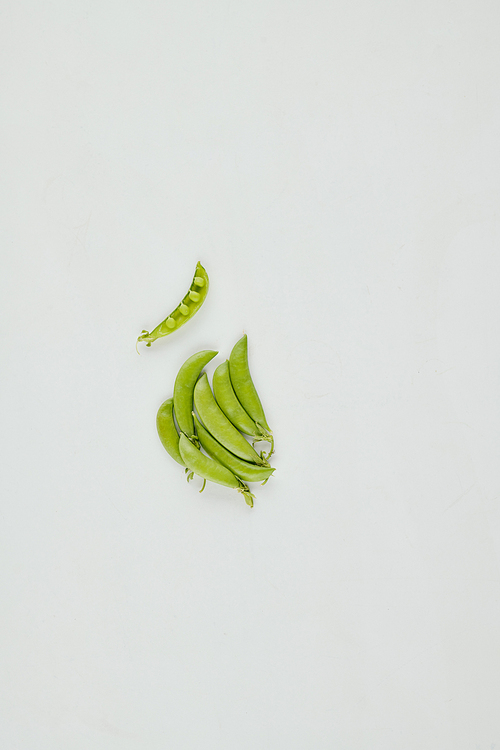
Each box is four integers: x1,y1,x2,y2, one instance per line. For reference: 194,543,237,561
137,261,209,350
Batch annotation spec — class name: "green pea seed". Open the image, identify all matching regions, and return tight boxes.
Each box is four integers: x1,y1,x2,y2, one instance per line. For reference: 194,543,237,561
166,317,176,329
193,276,205,287
179,303,190,316
188,290,200,302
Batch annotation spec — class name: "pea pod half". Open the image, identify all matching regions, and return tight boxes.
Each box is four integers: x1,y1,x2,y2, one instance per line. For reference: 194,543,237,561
137,261,209,349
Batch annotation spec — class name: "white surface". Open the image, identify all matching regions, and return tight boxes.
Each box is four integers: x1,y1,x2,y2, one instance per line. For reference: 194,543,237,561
1,2,500,748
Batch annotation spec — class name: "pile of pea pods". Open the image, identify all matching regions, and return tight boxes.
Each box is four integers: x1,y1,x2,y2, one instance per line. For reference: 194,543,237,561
156,335,275,508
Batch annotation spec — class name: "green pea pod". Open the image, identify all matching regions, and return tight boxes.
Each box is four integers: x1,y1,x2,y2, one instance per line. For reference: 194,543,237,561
156,397,184,466
193,414,274,484
179,434,255,507
212,359,273,458
228,334,272,434
213,360,259,435
137,262,209,349
174,349,218,440
194,373,267,466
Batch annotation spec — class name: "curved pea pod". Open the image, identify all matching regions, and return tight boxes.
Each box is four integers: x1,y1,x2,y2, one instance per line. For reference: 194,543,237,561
156,397,185,466
137,261,209,349
213,360,259,435
212,359,273,458
194,373,268,466
179,434,255,507
228,334,272,434
193,414,274,484
174,349,218,440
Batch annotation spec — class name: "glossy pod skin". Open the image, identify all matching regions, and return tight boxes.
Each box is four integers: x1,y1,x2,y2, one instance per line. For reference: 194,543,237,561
179,434,255,507
213,360,261,437
228,335,272,434
137,262,209,349
156,397,185,466
194,373,267,466
174,350,218,439
193,414,275,484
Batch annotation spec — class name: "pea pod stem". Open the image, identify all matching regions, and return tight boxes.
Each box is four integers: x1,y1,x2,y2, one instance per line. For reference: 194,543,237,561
252,433,274,461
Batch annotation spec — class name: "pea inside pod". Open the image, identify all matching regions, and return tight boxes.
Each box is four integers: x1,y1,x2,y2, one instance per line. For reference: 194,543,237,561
137,261,209,350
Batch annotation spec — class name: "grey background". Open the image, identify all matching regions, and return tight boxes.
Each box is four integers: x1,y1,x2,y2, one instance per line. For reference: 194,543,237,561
1,1,500,748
